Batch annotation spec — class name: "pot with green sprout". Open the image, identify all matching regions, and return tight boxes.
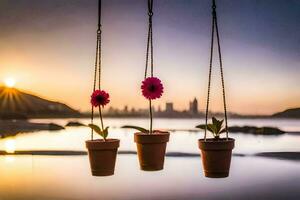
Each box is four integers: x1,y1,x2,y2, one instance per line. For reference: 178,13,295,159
196,117,235,178
122,77,169,171
86,90,120,176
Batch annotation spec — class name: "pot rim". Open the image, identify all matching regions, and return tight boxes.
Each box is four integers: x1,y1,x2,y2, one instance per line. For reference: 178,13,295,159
86,138,120,150
134,132,170,144
198,138,235,150
198,138,235,143
135,131,170,136
86,138,120,143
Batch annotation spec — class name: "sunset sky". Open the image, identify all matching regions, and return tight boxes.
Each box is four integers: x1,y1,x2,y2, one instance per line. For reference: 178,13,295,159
0,0,299,115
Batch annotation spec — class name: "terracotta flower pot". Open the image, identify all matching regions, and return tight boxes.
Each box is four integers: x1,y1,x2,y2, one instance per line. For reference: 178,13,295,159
86,139,120,176
198,138,235,178
134,132,170,171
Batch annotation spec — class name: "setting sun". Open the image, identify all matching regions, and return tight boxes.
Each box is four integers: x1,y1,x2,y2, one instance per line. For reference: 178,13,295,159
4,78,16,88
4,139,16,153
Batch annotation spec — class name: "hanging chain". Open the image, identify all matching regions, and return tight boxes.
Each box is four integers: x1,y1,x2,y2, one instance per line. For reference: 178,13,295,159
214,1,228,140
97,0,102,90
144,0,154,134
204,4,215,141
90,0,102,140
144,25,151,79
204,0,229,140
145,0,154,79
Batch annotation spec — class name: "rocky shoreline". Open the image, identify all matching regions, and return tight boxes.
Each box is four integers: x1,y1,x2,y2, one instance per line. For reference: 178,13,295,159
0,120,64,138
0,119,295,138
170,126,287,135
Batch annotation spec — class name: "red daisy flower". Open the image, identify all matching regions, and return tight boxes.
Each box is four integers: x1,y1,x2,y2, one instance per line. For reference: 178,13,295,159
141,77,164,100
90,90,110,107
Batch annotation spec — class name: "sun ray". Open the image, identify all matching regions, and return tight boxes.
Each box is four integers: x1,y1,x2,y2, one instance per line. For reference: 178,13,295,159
0,90,10,112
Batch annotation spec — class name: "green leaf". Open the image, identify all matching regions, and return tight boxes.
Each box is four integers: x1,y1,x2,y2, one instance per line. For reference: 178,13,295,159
196,124,216,134
212,117,224,134
121,125,149,133
207,124,217,133
220,128,227,134
212,117,219,126
102,126,109,139
88,124,110,139
88,124,102,135
195,124,207,130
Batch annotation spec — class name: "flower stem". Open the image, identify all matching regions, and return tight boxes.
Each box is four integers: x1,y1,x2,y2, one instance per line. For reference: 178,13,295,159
149,99,153,134
99,106,106,141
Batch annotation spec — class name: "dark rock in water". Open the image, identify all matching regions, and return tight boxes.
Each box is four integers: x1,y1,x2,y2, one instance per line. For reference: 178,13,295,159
228,126,285,135
49,123,65,130
255,152,300,161
258,127,285,135
65,121,85,127
0,120,64,138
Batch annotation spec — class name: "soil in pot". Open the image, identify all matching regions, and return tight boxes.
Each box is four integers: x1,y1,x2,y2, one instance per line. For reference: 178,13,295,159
198,138,235,178
134,132,170,171
86,139,120,176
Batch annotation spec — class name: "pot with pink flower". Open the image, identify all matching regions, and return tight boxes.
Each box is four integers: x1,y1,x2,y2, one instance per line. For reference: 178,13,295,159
123,77,169,171
121,0,170,171
123,0,169,171
86,90,120,176
85,0,119,176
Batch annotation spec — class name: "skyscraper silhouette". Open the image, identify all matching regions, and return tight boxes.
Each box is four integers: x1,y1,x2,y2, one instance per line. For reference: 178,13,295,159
189,98,198,115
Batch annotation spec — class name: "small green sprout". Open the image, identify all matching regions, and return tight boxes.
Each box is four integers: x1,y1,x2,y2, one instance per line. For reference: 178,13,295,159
196,117,227,139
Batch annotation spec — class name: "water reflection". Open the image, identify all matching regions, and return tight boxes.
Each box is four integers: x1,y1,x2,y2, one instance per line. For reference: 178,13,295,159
0,155,299,199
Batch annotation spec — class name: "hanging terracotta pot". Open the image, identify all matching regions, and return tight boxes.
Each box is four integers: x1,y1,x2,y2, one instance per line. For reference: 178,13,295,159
86,139,120,176
198,138,235,178
134,132,170,171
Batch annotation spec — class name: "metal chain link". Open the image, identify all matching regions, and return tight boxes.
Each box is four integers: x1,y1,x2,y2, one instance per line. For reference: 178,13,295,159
204,0,229,140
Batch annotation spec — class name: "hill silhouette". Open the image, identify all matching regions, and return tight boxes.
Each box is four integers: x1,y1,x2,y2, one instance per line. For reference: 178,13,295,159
0,87,81,119
272,108,300,118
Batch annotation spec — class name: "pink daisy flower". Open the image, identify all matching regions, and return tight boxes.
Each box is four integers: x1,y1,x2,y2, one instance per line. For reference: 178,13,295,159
141,77,164,100
91,90,110,107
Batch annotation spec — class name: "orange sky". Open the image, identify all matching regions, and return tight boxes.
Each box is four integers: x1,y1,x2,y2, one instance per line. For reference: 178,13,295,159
0,0,299,115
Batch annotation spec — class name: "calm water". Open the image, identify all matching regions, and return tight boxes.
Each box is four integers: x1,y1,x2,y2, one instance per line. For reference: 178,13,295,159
1,118,300,154
0,118,300,199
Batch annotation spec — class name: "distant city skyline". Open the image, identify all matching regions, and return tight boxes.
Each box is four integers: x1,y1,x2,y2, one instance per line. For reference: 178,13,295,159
0,0,299,115
106,97,200,114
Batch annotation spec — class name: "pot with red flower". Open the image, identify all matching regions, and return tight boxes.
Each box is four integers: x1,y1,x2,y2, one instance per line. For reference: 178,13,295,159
122,77,170,171
86,89,120,176
122,0,170,171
